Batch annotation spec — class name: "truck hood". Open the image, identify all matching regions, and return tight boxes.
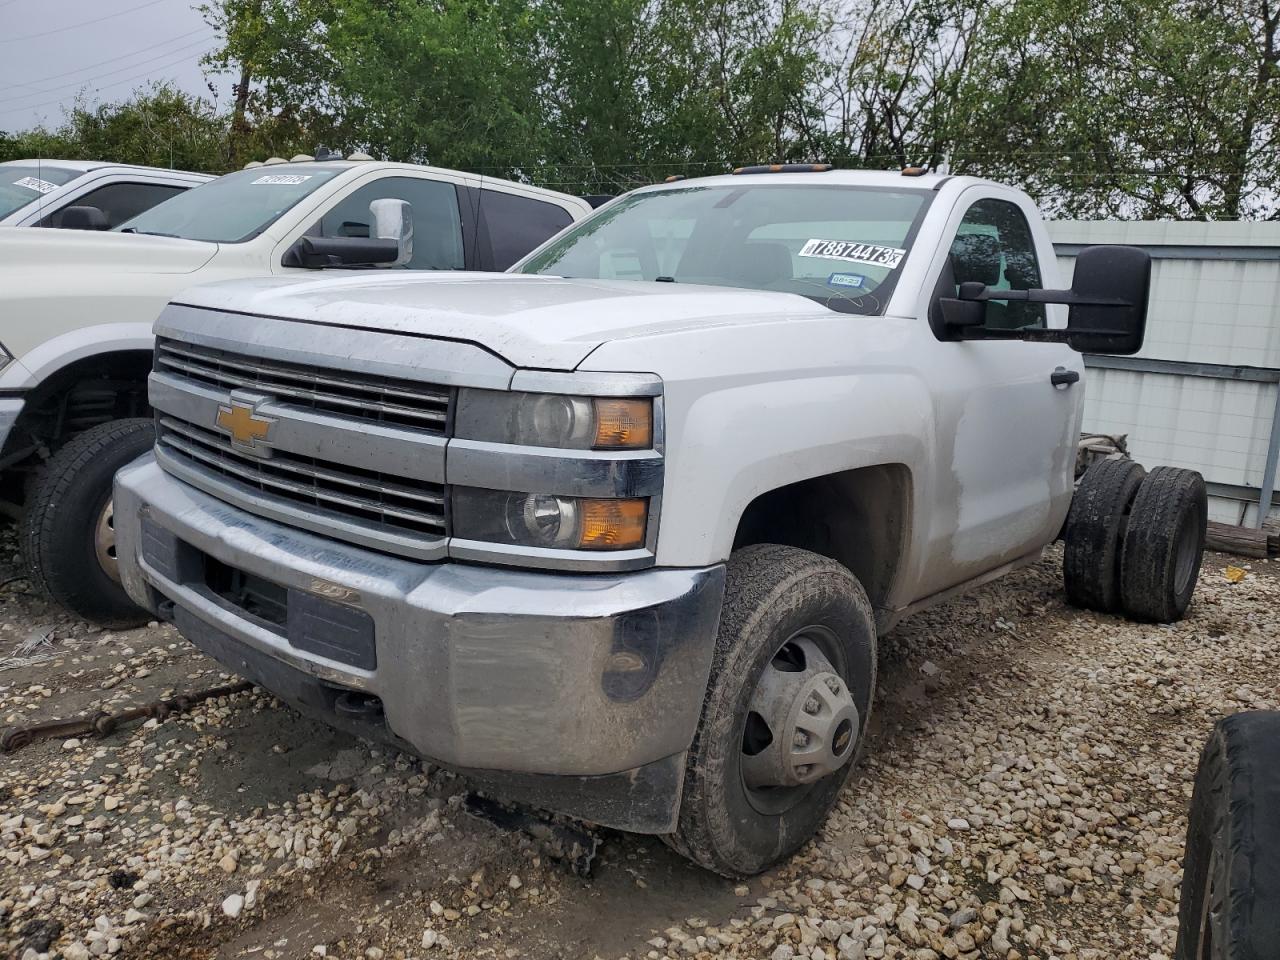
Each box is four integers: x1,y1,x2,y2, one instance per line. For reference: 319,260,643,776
175,272,833,370
0,227,218,274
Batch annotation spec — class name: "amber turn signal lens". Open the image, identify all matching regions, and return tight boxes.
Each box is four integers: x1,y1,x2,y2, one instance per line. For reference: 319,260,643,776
592,398,653,449
579,498,647,550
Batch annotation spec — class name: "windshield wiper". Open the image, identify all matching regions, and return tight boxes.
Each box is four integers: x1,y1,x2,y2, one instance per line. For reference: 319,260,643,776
119,228,181,238
655,275,677,283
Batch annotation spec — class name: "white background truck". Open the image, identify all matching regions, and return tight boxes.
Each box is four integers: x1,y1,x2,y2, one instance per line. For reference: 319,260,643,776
0,159,211,228
0,156,593,625
113,166,1207,876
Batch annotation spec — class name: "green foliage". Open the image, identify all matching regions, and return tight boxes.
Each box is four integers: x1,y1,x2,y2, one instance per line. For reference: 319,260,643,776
0,85,230,173
6,0,1279,217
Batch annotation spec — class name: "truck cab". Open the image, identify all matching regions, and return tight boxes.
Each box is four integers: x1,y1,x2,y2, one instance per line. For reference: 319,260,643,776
0,160,211,228
0,157,593,625
112,168,1199,876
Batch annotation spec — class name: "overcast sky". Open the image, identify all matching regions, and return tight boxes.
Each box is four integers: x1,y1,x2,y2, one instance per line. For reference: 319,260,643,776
0,0,222,135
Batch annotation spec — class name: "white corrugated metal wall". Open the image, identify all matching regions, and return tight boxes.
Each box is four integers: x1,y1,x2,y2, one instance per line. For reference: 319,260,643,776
1048,221,1280,526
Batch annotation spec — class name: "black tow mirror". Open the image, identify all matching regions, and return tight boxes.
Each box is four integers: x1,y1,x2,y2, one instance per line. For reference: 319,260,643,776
59,205,109,230
940,244,1151,355
282,198,413,269
1060,245,1151,354
282,235,401,268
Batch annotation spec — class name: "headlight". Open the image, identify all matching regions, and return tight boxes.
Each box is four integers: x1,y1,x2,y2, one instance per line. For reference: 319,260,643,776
453,489,648,550
456,389,653,449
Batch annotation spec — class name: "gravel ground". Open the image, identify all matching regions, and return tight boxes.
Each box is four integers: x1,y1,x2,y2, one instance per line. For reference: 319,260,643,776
1,516,1277,960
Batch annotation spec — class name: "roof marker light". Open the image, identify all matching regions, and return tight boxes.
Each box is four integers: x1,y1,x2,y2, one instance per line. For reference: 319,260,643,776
732,163,834,175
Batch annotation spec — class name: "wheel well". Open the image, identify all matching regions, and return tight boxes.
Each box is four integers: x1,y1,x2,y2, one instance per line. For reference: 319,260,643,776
1,350,153,504
732,464,911,620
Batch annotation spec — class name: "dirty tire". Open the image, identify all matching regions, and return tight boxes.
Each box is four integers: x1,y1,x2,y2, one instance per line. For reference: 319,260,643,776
1062,458,1145,613
1175,711,1280,960
1120,465,1207,623
663,544,876,877
20,418,154,627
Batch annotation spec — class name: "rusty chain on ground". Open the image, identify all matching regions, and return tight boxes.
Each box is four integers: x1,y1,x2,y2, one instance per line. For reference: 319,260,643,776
0,680,254,754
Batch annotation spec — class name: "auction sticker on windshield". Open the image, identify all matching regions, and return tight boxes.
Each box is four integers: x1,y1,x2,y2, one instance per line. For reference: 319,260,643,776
251,174,313,185
14,176,58,194
799,239,905,269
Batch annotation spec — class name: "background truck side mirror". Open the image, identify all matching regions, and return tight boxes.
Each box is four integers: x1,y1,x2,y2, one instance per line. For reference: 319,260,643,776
281,199,414,269
939,244,1151,356
59,205,110,230
369,197,413,267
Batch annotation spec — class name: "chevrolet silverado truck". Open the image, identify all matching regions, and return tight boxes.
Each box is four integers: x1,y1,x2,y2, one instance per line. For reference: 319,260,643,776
0,156,592,625
113,166,1207,876
0,159,211,228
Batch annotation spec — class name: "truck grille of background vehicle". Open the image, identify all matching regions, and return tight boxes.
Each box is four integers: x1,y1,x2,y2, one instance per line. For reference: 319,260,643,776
155,416,447,539
154,338,452,434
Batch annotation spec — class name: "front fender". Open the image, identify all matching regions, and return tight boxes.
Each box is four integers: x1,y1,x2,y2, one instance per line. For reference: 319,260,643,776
8,322,156,388
655,370,934,569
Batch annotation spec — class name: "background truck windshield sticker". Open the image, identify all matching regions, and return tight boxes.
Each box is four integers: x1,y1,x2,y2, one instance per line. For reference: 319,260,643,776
827,272,866,289
14,176,58,194
251,174,312,185
799,239,905,269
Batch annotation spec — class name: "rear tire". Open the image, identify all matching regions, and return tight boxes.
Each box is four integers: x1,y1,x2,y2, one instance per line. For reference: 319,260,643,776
1175,712,1280,959
20,419,155,627
1062,458,1145,613
664,544,877,877
1120,465,1207,622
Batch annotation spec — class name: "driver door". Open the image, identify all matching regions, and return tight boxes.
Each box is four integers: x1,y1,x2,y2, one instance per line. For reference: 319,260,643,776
918,191,1084,592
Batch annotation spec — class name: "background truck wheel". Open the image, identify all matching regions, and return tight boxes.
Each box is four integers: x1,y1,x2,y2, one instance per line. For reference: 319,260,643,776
1062,458,1146,613
1120,465,1207,622
20,418,155,627
664,544,877,877
1175,711,1280,959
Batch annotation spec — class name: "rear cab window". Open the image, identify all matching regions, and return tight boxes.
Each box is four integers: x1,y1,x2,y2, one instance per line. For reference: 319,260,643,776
477,189,575,271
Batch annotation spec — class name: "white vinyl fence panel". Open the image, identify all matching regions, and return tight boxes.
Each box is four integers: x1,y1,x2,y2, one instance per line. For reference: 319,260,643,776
1049,221,1280,526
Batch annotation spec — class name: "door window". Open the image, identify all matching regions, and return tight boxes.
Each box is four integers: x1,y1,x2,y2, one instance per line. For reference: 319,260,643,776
39,182,186,228
948,199,1045,330
478,190,574,271
311,176,464,270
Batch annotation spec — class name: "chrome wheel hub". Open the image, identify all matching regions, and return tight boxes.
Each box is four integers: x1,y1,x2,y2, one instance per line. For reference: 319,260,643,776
95,498,121,584
741,634,859,790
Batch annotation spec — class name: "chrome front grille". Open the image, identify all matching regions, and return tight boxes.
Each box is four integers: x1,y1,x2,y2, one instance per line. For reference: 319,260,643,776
155,338,452,434
154,415,447,557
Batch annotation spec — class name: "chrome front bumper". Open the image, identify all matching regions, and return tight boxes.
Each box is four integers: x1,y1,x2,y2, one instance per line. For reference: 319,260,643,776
0,395,23,455
115,455,724,830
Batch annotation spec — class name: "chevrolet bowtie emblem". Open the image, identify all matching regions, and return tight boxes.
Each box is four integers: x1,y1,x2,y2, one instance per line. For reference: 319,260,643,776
216,400,273,447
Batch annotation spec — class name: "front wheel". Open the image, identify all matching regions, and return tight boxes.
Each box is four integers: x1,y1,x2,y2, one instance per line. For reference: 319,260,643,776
20,418,155,627
664,544,877,877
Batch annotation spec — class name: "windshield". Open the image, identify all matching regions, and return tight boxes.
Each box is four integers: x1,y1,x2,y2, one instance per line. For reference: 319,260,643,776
517,183,932,314
116,165,346,242
0,164,84,219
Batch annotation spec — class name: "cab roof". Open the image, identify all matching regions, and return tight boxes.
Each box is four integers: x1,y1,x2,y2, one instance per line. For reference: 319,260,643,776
0,159,208,176
640,168,963,193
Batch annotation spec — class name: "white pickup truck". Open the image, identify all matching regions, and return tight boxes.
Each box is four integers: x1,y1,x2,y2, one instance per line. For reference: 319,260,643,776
0,156,593,625
113,166,1207,876
0,159,210,228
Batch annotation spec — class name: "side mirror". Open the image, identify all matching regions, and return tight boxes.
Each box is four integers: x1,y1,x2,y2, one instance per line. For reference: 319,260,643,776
281,199,414,269
939,244,1151,355
369,198,413,267
1061,245,1151,355
60,205,109,230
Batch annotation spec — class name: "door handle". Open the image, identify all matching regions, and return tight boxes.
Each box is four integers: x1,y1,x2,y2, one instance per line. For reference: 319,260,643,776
1051,367,1080,387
